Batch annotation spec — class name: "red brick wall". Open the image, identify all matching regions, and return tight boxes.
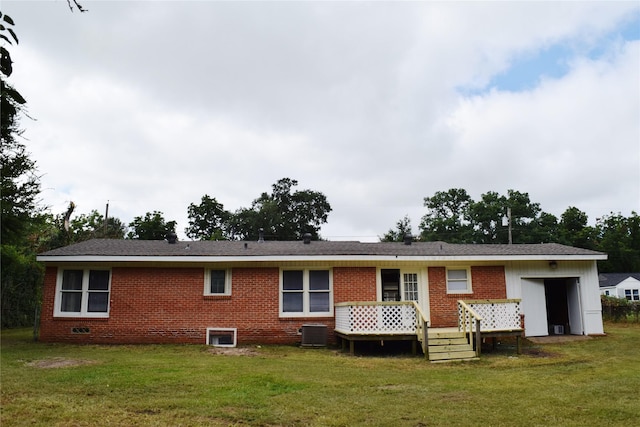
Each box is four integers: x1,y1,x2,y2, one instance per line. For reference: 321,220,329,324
428,266,506,327
39,264,505,343
333,267,377,303
39,266,376,346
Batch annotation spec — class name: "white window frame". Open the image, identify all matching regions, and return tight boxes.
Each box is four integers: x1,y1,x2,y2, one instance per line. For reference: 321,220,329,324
206,327,237,347
625,289,639,301
204,268,232,296
279,268,333,318
53,267,111,318
446,267,472,294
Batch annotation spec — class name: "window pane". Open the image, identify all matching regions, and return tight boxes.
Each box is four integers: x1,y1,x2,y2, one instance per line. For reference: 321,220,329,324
448,281,468,292
87,292,109,312
309,270,329,290
89,270,110,290
283,270,303,290
62,270,83,290
210,270,226,293
447,269,467,280
404,273,418,301
283,292,303,312
61,292,82,312
309,292,330,312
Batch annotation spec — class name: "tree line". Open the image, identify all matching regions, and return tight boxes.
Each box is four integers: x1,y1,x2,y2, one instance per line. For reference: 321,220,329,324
39,177,331,247
381,188,640,273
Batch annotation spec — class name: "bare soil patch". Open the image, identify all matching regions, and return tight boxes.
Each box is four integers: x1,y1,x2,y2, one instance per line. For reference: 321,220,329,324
522,348,559,358
207,347,260,356
527,335,592,344
26,357,98,369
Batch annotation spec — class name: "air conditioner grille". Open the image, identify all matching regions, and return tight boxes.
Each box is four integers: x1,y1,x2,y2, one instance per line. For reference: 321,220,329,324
301,324,327,347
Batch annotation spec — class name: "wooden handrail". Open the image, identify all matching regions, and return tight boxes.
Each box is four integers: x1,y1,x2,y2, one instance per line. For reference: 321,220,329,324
458,300,483,357
411,301,430,359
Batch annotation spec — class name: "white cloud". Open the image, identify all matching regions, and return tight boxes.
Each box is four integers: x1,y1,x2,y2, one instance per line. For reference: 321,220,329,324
4,1,639,241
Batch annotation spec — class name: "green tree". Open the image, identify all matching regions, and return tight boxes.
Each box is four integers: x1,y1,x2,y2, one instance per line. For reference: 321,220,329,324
127,211,177,240
419,188,473,242
1,12,40,246
0,13,45,327
227,178,331,241
558,206,596,249
1,245,43,328
469,190,542,243
380,215,413,242
595,212,640,273
185,195,229,240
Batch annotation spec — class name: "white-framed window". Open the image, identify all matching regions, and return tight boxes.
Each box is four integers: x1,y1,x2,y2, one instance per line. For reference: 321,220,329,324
625,289,639,301
54,268,111,318
204,269,232,295
280,268,333,317
206,328,237,347
446,267,472,294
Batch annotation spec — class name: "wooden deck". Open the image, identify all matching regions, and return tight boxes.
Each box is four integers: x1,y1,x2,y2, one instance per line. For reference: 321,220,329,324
336,327,524,358
334,299,525,361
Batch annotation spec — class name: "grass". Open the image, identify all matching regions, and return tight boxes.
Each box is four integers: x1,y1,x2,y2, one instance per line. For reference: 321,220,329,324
1,323,639,426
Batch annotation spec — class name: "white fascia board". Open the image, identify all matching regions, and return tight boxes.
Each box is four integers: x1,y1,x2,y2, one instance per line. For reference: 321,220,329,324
37,253,607,263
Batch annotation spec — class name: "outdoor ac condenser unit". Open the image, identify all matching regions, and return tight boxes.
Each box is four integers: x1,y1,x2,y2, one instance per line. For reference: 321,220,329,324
301,324,328,347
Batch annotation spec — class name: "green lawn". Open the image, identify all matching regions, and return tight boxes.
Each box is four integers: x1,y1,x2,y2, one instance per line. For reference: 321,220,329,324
1,323,639,426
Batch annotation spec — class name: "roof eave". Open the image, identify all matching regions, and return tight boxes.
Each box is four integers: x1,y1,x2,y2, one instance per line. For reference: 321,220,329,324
36,254,608,263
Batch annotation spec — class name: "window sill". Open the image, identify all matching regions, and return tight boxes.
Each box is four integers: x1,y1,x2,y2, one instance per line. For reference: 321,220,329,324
53,315,109,320
279,314,334,319
203,295,232,300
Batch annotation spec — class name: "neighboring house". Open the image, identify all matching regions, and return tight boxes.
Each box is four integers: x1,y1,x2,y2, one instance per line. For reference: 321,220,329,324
599,273,640,301
36,238,606,352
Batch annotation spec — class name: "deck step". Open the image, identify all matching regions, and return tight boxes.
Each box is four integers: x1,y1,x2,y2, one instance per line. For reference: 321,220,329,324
427,330,477,362
428,337,468,346
429,331,464,339
429,344,474,353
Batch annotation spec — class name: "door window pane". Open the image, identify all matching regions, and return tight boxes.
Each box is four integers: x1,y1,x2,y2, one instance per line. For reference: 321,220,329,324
403,273,418,301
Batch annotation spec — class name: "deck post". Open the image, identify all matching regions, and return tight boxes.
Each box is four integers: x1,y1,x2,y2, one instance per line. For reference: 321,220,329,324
474,318,482,357
422,320,429,359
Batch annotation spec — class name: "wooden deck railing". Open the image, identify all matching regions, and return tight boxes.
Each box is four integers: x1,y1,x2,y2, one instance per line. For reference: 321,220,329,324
459,299,523,332
335,301,430,358
457,300,483,357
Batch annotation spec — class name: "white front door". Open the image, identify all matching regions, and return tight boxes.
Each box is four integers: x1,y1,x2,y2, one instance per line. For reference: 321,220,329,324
521,278,548,336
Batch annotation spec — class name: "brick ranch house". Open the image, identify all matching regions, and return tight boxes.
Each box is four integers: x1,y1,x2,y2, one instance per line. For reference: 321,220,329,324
37,238,606,350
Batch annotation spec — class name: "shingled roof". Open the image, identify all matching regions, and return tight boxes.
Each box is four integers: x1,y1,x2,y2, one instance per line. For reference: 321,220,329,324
598,273,640,288
37,238,606,261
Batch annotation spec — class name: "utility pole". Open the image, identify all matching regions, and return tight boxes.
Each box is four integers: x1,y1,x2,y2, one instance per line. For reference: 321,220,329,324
507,207,512,245
103,201,109,235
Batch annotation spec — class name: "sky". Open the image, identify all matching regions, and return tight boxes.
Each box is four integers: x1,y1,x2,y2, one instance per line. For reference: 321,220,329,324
4,1,640,242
